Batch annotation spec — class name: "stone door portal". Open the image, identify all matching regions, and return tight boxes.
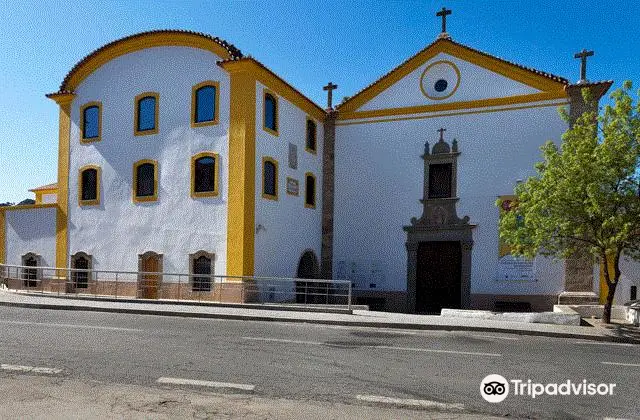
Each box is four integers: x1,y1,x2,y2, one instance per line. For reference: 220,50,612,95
416,241,462,313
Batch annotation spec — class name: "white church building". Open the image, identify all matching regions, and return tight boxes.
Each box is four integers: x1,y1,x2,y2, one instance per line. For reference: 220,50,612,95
1,15,637,312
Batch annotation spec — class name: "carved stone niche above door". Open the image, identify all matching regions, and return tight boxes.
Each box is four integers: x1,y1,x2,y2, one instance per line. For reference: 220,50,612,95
403,129,475,313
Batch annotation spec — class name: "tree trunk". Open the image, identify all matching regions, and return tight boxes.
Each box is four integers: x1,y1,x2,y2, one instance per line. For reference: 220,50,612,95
602,250,621,324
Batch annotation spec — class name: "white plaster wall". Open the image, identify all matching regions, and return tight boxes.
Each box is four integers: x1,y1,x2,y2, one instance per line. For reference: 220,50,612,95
41,193,57,204
358,53,540,112
67,46,230,277
605,257,640,305
253,81,323,280
334,103,569,295
4,208,56,267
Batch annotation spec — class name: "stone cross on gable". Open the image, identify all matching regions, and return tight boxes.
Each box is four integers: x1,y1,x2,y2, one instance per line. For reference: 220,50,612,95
574,49,594,84
436,7,452,39
437,127,446,142
323,82,338,109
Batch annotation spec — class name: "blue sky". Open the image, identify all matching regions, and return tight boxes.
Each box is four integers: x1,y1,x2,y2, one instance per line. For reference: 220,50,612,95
1,0,638,203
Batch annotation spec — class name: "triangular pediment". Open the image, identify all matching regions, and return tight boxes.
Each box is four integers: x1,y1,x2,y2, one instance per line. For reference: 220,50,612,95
337,38,568,117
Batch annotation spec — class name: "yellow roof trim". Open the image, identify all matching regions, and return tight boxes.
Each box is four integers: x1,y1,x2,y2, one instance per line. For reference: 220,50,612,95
337,91,568,121
59,31,242,92
220,58,326,121
337,38,568,113
29,183,58,193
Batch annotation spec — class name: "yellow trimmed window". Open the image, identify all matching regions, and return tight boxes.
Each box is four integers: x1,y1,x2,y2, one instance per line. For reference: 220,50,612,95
262,157,278,200
80,101,102,143
134,92,159,136
191,152,220,198
191,81,219,127
263,90,278,136
133,159,158,202
78,165,100,206
305,118,317,154
304,172,316,209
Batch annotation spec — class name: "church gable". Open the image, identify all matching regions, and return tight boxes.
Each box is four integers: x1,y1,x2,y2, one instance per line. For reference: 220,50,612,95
337,39,568,117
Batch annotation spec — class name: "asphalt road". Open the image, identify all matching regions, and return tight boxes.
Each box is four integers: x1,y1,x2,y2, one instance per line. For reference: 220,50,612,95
0,306,638,419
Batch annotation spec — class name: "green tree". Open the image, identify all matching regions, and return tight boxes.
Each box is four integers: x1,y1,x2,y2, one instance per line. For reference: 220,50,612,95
498,82,640,324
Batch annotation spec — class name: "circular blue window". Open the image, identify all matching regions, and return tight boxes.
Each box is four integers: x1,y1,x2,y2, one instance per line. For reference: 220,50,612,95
434,79,448,92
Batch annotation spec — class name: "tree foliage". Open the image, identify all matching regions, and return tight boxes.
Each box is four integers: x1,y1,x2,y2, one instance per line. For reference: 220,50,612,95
498,82,640,322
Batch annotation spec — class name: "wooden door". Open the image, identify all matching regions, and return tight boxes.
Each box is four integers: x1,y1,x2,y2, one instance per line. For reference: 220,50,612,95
140,254,160,299
416,241,462,314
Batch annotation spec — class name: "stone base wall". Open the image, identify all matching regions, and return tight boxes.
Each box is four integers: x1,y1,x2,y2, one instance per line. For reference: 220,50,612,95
353,290,408,312
470,294,558,312
3,277,258,303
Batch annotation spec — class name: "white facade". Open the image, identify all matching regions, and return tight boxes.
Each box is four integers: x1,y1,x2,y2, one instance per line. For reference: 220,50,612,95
253,81,324,278
67,46,231,275
334,102,569,297
4,207,56,267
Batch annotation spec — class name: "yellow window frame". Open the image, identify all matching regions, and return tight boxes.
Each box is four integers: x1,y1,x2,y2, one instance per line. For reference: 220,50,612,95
191,81,220,127
262,156,278,201
191,152,220,198
79,101,102,143
78,165,101,206
263,89,279,136
304,172,316,209
133,159,158,203
305,117,317,154
134,92,159,136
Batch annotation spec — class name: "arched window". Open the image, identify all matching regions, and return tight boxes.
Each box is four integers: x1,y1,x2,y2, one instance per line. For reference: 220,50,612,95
71,252,92,289
134,92,159,135
192,81,219,126
262,157,278,200
305,172,316,209
190,252,213,292
191,152,219,198
79,165,100,206
21,253,40,287
305,118,317,153
263,91,278,135
133,160,158,202
80,102,102,142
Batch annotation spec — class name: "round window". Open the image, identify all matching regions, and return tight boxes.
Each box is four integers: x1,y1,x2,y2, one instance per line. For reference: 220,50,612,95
420,61,460,100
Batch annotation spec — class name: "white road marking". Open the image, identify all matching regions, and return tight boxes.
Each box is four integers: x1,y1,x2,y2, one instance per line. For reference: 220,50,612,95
0,320,142,332
573,340,633,347
241,337,502,357
467,334,520,341
156,377,255,391
601,361,640,367
356,395,464,410
1,364,63,374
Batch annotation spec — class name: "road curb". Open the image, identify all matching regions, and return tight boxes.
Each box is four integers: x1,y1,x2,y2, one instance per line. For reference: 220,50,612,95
1,300,637,344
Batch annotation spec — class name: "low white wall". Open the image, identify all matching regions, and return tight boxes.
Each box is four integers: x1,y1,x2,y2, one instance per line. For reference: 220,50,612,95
4,207,57,267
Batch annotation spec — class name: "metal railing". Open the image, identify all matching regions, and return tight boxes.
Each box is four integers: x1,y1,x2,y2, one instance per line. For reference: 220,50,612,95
0,263,352,309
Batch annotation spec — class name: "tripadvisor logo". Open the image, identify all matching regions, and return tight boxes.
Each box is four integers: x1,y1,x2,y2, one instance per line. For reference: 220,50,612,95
480,374,616,403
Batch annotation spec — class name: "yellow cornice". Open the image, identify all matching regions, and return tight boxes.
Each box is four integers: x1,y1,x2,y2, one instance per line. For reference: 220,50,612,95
337,39,568,114
219,59,326,121
335,100,568,126
0,203,58,212
46,92,75,106
337,91,568,121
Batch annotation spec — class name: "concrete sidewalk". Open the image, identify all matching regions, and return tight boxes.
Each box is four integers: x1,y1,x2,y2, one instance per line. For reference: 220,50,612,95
1,289,638,344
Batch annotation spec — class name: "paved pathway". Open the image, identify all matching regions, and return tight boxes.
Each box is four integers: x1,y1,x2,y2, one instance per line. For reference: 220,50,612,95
1,289,637,343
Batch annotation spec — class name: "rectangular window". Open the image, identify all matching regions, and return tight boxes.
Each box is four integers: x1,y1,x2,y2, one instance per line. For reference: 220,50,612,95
192,81,219,127
79,166,100,206
428,163,452,199
133,160,158,202
263,90,278,135
191,152,219,198
306,119,317,153
262,157,278,200
80,102,102,142
134,92,159,136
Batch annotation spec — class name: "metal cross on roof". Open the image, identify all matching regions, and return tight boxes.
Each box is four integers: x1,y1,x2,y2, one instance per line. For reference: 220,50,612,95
436,7,452,39
574,49,594,84
323,82,338,109
437,127,446,142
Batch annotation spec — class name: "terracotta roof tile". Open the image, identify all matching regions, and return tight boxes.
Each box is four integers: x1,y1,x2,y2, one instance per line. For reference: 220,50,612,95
29,183,57,192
